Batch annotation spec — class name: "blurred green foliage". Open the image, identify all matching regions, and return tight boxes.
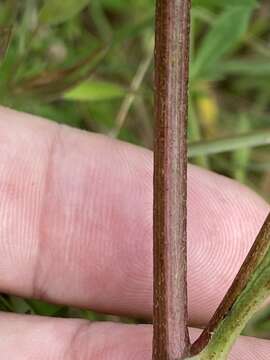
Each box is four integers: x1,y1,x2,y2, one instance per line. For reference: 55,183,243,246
0,0,270,338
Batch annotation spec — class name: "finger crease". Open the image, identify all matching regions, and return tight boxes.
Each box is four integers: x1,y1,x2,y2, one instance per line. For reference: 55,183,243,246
65,321,93,360
32,123,63,300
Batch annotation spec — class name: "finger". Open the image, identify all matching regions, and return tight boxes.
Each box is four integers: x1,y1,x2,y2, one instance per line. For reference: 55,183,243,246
0,312,269,360
0,107,269,325
0,312,151,359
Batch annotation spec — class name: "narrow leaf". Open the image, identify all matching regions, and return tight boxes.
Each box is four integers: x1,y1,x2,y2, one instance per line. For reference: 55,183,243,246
188,129,270,157
192,0,257,8
217,59,270,76
25,299,65,316
232,114,251,183
224,0,257,7
191,5,255,78
64,80,125,101
39,0,90,25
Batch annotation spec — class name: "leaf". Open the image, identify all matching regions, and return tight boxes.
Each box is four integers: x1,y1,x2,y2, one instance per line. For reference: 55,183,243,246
192,0,257,8
0,26,12,61
16,47,108,100
9,296,31,314
224,0,257,6
64,80,125,101
39,0,90,25
191,5,255,79
217,59,270,76
232,114,251,183
0,295,13,311
188,129,270,157
25,299,66,316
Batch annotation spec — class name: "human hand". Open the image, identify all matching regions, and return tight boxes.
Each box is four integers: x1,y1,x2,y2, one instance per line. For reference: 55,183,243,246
0,107,269,359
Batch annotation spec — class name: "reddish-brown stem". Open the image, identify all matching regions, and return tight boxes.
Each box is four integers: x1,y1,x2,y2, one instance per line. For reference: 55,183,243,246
153,1,191,359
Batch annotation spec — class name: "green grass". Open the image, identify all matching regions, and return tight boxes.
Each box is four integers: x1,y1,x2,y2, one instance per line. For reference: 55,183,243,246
0,0,270,338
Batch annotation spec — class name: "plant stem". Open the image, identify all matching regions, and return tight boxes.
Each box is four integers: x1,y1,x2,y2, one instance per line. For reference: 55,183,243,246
0,26,12,61
190,213,270,359
153,1,191,359
112,46,153,138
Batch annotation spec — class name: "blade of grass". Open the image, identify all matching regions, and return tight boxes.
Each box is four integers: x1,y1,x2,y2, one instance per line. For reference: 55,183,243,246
188,99,209,168
38,0,90,26
232,114,251,183
188,129,270,157
90,1,112,42
0,295,13,311
191,4,255,79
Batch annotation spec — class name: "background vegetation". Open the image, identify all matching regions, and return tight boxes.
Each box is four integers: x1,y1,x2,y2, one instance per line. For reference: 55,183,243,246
0,0,269,340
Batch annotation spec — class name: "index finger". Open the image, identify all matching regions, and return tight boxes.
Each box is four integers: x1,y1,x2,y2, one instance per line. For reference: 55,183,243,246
0,107,269,326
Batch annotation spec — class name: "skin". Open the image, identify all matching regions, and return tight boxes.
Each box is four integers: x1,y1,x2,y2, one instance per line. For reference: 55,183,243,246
0,106,269,359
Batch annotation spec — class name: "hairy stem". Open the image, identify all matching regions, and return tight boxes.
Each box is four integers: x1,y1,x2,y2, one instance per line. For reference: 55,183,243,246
153,0,191,359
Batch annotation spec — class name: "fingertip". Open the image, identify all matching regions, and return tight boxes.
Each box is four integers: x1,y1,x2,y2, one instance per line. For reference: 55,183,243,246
187,165,269,326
